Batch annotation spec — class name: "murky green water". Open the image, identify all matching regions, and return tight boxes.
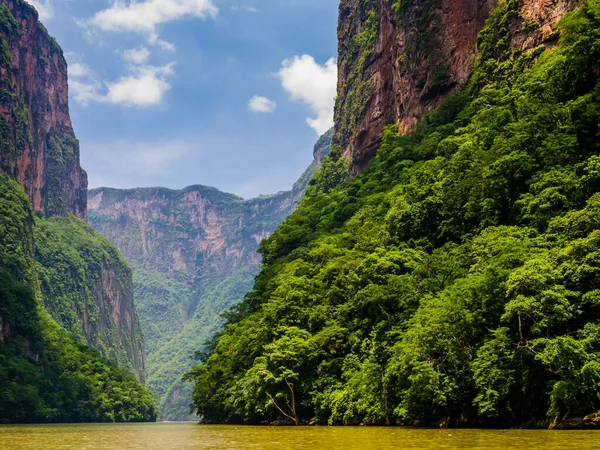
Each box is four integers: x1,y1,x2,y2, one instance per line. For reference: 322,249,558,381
0,423,597,449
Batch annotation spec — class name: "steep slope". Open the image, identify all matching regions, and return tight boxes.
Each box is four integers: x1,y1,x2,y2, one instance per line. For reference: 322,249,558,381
0,0,151,422
88,131,332,419
334,0,576,173
0,0,146,380
0,175,157,423
0,0,86,218
189,0,600,428
33,216,146,379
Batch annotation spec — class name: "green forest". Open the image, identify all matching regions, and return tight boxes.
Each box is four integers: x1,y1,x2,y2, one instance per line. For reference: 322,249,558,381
34,215,146,379
0,175,157,423
188,0,600,427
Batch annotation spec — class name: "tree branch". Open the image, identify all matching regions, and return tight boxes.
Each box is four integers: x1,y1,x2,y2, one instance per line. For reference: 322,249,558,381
265,391,297,424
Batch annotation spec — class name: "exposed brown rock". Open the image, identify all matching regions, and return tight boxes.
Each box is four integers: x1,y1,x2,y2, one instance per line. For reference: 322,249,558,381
0,0,145,379
96,258,145,380
583,411,600,428
88,187,295,277
334,0,576,174
0,0,87,218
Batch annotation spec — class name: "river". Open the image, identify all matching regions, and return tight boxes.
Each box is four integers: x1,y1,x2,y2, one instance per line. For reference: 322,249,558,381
0,423,596,449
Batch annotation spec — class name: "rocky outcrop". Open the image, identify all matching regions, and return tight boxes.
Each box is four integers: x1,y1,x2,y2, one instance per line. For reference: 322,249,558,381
583,411,600,428
0,0,86,218
552,411,600,429
93,253,146,379
334,0,576,174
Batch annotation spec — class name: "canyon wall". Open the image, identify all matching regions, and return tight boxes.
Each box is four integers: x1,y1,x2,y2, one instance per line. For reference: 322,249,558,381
334,0,576,174
0,0,145,380
0,0,86,218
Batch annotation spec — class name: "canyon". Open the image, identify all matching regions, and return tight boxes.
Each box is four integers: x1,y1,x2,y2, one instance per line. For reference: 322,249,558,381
88,129,332,419
0,0,145,379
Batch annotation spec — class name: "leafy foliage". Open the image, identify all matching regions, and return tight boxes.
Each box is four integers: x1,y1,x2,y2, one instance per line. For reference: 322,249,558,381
87,132,332,420
189,0,600,427
34,215,145,378
0,175,157,423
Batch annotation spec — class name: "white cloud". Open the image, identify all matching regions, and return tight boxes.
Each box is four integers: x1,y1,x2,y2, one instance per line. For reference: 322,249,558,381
104,64,175,107
70,77,102,106
86,0,218,48
27,0,54,21
68,62,91,78
148,33,176,51
231,5,260,13
123,46,151,64
277,55,337,135
248,95,276,113
65,53,100,106
67,52,174,108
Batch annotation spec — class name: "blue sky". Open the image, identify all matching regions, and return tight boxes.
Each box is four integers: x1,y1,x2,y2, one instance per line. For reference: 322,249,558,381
27,0,339,198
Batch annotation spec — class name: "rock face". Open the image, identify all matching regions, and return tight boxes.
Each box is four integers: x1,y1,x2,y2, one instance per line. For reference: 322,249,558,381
0,0,145,379
88,131,332,420
89,187,295,273
88,188,298,419
0,0,86,218
334,0,576,174
33,216,147,380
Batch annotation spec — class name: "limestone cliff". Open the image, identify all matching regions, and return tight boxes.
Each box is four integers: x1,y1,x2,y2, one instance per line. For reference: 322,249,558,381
88,131,332,419
0,0,86,218
334,0,576,174
0,0,145,380
0,174,156,423
89,187,295,276
34,215,147,380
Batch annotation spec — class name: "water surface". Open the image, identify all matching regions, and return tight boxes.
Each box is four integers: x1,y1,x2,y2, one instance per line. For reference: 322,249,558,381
0,423,596,449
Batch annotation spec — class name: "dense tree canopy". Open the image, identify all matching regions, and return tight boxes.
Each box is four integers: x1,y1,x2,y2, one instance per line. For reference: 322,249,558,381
0,175,157,423
188,0,600,427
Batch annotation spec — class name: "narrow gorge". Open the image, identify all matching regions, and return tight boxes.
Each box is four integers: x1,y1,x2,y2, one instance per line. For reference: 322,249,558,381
187,0,600,428
88,130,332,419
1,0,600,434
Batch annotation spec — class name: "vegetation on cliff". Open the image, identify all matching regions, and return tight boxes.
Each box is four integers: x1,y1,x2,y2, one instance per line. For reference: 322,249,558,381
188,0,600,427
0,175,157,423
87,131,332,420
0,0,87,219
34,215,146,379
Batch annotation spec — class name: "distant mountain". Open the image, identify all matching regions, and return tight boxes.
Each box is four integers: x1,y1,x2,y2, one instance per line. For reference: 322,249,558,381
88,129,332,419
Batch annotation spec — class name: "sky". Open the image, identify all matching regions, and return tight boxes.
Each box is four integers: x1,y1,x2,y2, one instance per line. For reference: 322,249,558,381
27,0,339,198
